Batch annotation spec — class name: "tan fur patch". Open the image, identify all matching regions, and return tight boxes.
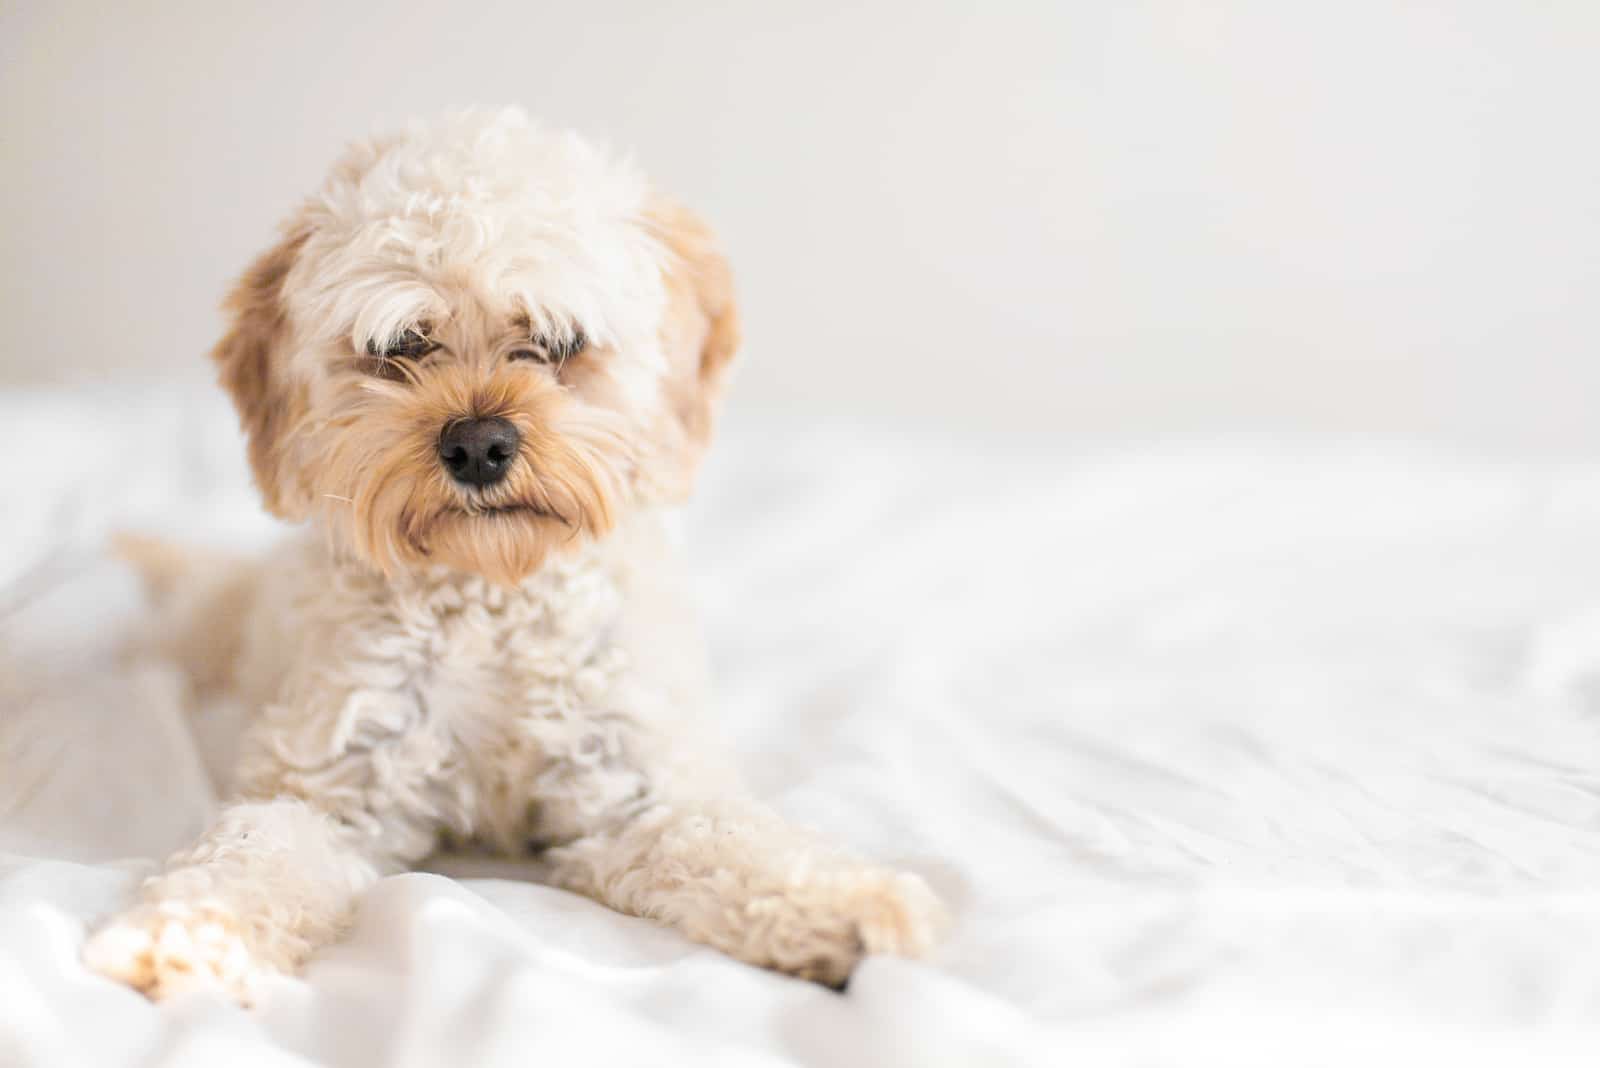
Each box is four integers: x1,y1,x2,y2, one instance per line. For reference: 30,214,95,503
642,197,742,502
211,229,311,518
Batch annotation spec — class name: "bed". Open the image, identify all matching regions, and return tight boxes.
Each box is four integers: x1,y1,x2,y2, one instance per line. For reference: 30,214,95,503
4,383,1600,1066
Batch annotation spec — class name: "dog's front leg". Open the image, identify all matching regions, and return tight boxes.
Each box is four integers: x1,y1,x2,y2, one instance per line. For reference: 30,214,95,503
83,797,392,1003
536,797,947,987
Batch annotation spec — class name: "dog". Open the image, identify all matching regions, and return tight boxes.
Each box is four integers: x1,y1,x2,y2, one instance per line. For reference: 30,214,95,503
80,109,945,1002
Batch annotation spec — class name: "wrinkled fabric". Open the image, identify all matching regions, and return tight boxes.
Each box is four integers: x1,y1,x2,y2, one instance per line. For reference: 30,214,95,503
4,385,1600,1066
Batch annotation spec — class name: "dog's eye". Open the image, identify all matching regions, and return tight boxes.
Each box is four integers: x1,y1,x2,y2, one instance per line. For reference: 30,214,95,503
366,329,438,360
509,330,586,366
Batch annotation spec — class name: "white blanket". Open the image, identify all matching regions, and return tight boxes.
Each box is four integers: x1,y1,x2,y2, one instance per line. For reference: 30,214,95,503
4,385,1600,1066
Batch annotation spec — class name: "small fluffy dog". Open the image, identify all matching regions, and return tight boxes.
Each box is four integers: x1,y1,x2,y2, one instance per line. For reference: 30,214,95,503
83,109,944,1001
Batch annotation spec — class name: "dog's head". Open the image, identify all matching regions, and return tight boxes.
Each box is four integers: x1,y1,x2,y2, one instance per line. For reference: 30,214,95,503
213,109,739,583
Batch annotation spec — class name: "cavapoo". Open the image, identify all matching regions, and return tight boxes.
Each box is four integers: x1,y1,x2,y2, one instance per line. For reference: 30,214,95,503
83,109,945,1001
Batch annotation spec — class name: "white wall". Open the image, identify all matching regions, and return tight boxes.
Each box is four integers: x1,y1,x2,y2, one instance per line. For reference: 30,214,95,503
4,1,1597,448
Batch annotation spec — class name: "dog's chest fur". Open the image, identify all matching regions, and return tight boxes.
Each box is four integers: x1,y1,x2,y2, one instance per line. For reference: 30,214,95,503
235,529,668,857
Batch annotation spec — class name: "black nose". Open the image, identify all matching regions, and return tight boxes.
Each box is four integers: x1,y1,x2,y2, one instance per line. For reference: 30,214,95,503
438,417,520,487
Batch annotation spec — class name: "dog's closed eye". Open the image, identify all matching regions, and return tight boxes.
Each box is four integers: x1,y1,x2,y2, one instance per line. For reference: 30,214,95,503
509,330,586,367
367,328,439,360
361,328,438,381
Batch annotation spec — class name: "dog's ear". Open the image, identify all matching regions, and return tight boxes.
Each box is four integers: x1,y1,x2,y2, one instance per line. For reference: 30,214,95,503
211,228,312,519
641,196,741,502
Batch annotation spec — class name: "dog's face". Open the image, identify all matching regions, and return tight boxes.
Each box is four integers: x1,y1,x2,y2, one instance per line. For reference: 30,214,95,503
213,110,738,584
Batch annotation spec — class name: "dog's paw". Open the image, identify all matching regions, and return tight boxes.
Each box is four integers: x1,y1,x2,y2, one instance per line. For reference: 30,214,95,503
849,871,948,959
83,901,260,1004
758,870,948,988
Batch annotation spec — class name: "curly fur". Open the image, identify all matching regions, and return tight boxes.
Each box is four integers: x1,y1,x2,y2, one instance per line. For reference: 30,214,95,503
83,109,945,1002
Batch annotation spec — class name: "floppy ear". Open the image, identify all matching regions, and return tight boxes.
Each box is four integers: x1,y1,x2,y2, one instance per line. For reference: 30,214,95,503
642,196,742,502
211,229,312,519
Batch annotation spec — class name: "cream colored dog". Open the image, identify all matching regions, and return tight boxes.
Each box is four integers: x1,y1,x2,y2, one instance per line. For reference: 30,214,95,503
82,109,944,1002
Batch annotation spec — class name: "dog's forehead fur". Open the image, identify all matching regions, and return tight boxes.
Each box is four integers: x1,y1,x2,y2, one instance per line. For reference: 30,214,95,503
284,109,669,359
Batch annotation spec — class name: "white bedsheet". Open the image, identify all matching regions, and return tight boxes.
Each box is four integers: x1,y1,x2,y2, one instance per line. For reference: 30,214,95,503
5,384,1600,1066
